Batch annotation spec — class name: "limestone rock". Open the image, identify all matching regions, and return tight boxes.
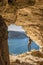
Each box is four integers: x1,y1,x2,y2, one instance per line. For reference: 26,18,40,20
0,1,43,65
10,50,43,65
0,0,43,47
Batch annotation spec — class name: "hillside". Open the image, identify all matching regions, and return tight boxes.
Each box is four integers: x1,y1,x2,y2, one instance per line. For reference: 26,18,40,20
8,31,28,39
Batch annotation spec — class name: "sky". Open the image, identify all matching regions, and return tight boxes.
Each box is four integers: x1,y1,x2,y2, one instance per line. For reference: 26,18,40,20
8,24,25,32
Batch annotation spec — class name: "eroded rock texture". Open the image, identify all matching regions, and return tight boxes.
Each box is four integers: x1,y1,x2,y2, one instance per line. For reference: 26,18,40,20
10,50,43,65
0,0,43,47
0,15,10,65
0,0,43,65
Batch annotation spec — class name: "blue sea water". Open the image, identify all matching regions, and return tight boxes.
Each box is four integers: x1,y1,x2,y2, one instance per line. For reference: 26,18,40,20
8,25,40,55
8,38,39,55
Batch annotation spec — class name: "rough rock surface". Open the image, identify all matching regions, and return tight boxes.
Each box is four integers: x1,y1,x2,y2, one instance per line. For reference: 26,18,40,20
0,0,43,65
10,50,43,65
0,16,10,65
15,6,43,47
0,0,43,47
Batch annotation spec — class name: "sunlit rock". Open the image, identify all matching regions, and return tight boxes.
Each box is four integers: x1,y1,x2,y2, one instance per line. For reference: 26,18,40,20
0,0,43,65
10,50,43,65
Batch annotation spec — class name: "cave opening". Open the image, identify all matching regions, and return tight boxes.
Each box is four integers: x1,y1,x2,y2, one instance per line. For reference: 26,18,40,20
8,24,40,55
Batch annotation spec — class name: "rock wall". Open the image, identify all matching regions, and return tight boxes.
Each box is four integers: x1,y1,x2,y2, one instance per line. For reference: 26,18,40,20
0,0,36,6
0,0,43,47
0,0,29,5
0,0,8,6
0,0,43,6
0,15,10,65
0,0,43,65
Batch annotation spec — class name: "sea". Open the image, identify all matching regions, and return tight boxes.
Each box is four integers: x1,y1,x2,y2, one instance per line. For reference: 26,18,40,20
8,24,40,55
8,37,39,55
